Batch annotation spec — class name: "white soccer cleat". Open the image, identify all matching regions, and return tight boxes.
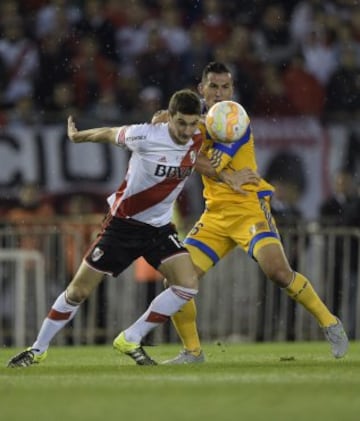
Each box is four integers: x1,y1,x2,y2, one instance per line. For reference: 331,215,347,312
162,349,205,365
322,318,349,358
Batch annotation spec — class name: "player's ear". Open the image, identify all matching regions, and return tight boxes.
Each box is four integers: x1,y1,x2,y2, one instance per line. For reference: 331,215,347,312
198,82,203,96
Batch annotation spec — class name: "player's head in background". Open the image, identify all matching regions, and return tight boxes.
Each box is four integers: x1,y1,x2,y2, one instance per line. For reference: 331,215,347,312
167,89,201,145
198,62,234,110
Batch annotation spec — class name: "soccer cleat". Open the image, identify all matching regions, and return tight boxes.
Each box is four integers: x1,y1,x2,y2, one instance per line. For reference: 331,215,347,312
7,347,47,368
322,318,349,358
113,332,157,366
162,349,205,365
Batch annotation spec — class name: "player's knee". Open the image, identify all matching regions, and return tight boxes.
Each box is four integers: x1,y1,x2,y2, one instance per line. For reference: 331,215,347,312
66,284,90,303
171,273,199,290
172,284,199,300
266,267,293,288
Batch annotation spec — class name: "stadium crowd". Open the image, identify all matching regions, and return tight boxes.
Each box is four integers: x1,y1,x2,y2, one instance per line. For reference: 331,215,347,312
0,0,359,127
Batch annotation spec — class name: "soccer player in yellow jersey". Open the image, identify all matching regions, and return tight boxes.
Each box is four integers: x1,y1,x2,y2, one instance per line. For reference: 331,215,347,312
162,62,349,364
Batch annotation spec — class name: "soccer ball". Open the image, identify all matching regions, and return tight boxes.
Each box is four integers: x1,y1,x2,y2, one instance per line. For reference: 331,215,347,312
205,100,250,143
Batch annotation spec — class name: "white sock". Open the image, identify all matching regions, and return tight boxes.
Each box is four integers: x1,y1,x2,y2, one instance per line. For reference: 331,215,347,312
124,286,198,344
32,291,80,353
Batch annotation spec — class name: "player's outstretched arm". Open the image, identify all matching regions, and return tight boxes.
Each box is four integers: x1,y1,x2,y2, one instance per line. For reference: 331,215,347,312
67,116,120,144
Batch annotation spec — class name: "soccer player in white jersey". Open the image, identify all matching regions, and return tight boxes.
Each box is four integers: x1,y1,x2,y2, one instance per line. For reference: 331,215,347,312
6,89,206,367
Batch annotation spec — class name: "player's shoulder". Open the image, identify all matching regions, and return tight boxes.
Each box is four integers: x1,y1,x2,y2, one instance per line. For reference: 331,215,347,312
127,122,168,136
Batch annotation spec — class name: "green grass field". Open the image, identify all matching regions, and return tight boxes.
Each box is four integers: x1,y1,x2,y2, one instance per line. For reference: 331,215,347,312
1,341,360,421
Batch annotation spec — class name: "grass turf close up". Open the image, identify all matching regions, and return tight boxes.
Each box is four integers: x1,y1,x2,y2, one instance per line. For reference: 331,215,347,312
1,341,360,421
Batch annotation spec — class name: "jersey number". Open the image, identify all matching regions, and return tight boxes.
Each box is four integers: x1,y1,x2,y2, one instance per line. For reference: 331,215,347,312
168,234,183,249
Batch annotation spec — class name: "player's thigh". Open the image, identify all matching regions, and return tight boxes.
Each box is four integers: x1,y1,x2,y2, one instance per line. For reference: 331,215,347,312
228,198,280,257
184,212,236,273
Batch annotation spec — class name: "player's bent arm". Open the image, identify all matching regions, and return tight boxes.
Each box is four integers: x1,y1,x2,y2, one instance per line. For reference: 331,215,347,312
195,153,259,194
67,115,120,144
195,152,221,179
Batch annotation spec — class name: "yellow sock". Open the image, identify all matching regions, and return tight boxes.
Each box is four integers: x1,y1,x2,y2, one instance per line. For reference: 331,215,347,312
286,272,337,327
171,299,201,355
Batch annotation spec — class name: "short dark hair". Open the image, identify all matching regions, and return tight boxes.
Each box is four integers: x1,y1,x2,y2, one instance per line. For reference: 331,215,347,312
168,89,201,116
201,62,231,82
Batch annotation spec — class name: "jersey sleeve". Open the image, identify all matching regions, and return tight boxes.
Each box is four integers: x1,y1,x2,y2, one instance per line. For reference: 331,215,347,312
206,125,252,174
115,124,150,151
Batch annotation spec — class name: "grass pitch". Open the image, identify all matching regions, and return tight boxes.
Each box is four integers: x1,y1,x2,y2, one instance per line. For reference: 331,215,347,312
1,341,359,421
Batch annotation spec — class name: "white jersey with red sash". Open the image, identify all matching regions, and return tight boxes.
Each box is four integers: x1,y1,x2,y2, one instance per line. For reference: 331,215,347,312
108,122,203,227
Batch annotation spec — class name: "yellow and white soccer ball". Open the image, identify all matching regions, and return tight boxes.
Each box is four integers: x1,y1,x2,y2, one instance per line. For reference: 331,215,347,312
205,100,250,143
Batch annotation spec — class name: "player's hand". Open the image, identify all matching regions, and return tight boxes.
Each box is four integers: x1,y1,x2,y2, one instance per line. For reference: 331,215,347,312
151,109,169,124
220,167,260,194
67,115,78,142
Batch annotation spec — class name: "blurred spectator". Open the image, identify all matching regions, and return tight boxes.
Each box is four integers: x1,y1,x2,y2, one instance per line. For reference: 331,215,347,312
344,131,360,177
34,0,81,39
252,3,297,68
198,0,231,46
90,90,122,124
158,5,190,56
348,8,360,62
180,24,213,86
114,67,142,116
227,24,261,79
115,0,151,69
0,15,39,106
320,168,358,226
128,86,163,123
223,0,264,26
252,63,296,116
283,54,326,116
6,94,40,127
211,25,258,111
325,47,360,121
290,0,326,46
70,35,117,110
300,14,339,85
34,32,73,111
104,0,127,29
43,81,78,124
135,26,180,99
265,151,306,227
74,0,117,62
0,0,20,26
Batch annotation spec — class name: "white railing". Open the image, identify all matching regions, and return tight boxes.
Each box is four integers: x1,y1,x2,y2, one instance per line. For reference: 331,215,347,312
0,221,359,346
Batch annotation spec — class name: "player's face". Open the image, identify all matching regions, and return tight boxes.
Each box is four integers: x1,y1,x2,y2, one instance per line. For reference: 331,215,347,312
168,112,200,145
198,72,234,109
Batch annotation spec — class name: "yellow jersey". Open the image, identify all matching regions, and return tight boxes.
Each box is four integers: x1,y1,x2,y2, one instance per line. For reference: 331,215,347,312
198,121,274,208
